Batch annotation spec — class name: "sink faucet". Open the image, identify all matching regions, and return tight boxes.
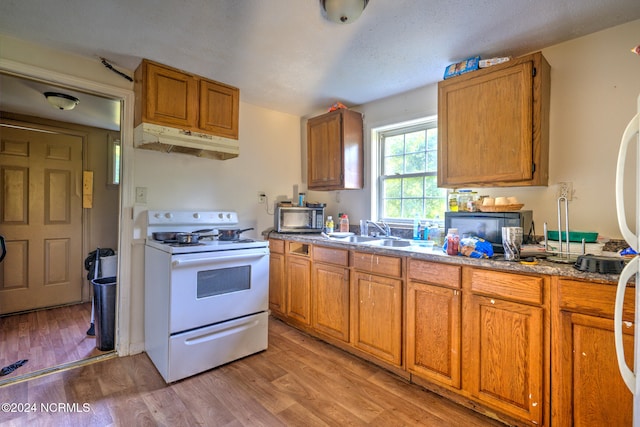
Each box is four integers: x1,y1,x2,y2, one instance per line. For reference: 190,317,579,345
364,220,391,237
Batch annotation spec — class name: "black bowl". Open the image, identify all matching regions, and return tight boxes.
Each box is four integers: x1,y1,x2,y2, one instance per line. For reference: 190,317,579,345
574,254,626,274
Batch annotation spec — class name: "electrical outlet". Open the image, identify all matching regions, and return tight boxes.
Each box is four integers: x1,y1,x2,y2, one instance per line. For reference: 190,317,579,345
557,182,573,200
258,192,266,204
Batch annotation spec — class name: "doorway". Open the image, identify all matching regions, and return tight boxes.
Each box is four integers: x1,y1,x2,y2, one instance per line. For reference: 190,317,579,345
0,66,132,383
0,114,121,380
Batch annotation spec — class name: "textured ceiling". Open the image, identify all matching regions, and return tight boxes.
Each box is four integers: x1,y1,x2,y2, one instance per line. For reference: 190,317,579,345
1,0,640,121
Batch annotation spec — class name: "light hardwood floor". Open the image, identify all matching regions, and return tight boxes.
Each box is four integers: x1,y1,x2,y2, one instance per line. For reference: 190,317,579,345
0,318,505,426
0,302,110,381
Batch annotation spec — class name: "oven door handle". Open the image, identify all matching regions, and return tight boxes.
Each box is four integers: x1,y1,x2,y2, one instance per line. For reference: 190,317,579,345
171,251,267,268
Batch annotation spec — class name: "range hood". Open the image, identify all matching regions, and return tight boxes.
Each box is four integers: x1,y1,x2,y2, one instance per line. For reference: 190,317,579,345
133,123,239,160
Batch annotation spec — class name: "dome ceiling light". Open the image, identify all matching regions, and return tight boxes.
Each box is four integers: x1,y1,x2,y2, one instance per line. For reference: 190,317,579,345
321,0,369,24
44,91,80,110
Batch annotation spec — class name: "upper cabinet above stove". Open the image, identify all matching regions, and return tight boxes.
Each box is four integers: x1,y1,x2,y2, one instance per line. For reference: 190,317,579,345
134,59,240,160
437,52,550,187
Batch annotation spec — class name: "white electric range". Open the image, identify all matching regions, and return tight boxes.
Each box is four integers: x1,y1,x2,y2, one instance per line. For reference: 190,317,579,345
144,210,269,383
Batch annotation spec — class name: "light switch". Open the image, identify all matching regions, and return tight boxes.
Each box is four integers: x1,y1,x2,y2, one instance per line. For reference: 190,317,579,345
136,187,148,204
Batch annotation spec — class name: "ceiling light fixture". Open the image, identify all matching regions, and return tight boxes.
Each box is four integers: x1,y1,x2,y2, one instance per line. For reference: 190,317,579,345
321,0,369,24
44,92,80,110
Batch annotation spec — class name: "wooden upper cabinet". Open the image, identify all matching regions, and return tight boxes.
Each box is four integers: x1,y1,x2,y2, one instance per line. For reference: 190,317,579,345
438,52,550,187
307,109,363,190
135,60,198,128
199,79,239,139
135,59,239,139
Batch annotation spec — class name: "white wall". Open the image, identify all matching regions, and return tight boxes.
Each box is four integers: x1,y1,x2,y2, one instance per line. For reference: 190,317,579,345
133,103,300,234
307,19,640,240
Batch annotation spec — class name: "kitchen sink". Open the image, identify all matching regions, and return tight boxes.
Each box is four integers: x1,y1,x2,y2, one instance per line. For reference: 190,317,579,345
343,235,381,243
368,238,412,247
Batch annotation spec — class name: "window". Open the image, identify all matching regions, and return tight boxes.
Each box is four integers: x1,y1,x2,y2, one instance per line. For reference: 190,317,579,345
376,118,446,222
108,136,121,186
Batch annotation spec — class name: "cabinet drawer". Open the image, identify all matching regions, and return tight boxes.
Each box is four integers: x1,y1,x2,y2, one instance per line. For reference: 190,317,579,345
351,252,401,277
313,245,349,267
269,239,284,254
468,268,543,305
287,241,311,257
408,259,461,289
557,278,635,320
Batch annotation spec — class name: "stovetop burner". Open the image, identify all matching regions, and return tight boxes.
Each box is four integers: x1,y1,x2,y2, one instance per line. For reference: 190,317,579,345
145,210,269,254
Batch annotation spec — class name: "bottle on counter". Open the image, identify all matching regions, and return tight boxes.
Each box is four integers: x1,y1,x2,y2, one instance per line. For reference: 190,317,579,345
445,228,460,256
298,192,305,206
413,214,421,240
428,223,442,244
448,191,459,212
325,216,334,234
339,214,349,232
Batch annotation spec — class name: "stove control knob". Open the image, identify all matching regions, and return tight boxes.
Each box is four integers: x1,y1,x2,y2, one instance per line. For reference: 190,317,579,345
154,212,162,219
218,213,224,219
164,212,173,219
193,213,200,219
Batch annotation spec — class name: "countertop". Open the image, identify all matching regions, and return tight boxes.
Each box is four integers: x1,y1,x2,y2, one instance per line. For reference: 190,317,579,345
266,232,627,285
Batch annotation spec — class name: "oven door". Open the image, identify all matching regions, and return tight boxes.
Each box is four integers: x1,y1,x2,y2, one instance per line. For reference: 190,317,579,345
169,247,269,334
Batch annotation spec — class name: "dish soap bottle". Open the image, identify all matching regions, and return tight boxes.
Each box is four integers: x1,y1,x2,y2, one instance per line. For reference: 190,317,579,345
339,214,349,232
325,216,334,234
413,214,421,240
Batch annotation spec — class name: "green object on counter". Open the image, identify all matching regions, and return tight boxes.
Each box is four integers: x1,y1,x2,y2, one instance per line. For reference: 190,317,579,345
546,230,598,243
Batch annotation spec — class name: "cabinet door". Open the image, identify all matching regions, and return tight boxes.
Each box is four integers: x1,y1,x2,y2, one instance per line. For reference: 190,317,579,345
555,312,633,427
143,61,198,128
312,262,350,342
269,252,286,315
286,256,311,325
438,52,550,188
308,112,343,189
463,293,544,424
352,271,402,365
553,278,635,426
439,61,533,186
199,79,239,139
406,281,461,388
307,109,363,190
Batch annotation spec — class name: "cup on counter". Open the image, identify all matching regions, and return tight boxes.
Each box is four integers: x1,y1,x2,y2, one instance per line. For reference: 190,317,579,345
502,227,523,261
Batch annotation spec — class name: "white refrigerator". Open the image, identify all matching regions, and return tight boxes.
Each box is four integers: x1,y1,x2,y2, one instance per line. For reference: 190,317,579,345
615,92,640,426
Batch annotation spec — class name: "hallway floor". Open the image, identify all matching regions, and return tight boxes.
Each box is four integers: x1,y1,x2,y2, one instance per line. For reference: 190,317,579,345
0,302,110,383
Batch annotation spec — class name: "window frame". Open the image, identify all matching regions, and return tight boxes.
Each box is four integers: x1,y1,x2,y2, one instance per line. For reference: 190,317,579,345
372,116,445,225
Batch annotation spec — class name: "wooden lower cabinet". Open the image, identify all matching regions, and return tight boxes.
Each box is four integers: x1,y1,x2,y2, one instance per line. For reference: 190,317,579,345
312,245,350,342
285,243,312,325
552,278,634,426
462,268,549,426
352,271,403,366
268,239,286,315
267,239,639,426
406,260,462,389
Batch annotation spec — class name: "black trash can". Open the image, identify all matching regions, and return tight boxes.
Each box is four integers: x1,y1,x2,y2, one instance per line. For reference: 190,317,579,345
92,276,117,351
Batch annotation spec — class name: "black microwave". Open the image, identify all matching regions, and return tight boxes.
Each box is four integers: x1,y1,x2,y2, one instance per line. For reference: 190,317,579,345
275,206,325,233
444,210,533,253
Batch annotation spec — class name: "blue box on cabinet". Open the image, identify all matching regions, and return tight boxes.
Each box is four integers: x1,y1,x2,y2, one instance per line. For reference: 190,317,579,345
443,56,480,79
